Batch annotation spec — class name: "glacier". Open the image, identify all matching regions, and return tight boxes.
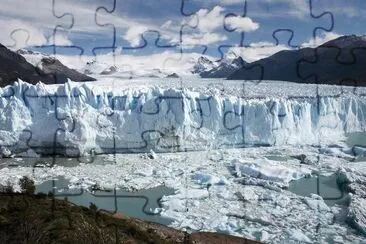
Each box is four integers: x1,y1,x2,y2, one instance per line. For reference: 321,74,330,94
0,80,365,156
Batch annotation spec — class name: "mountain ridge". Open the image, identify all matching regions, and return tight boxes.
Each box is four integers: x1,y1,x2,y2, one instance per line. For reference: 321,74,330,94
228,35,366,86
0,44,96,87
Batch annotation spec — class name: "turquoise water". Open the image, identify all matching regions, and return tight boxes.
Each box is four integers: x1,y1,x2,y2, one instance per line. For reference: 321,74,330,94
288,174,348,206
346,132,366,147
36,178,175,225
0,156,176,225
346,131,366,161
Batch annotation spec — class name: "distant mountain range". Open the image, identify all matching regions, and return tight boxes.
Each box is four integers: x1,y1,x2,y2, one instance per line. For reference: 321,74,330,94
201,56,246,78
0,45,95,87
192,55,246,78
1,35,366,87
194,35,366,86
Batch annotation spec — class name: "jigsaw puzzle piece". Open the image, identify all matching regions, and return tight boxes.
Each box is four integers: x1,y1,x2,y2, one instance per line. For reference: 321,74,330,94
243,0,334,48
92,0,117,58
180,0,257,59
189,96,213,130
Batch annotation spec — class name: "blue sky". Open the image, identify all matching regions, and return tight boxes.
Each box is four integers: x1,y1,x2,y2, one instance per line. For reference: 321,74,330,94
0,0,365,62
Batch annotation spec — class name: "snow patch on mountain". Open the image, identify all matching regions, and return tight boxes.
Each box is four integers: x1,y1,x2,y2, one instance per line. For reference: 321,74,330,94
192,56,217,74
17,49,50,69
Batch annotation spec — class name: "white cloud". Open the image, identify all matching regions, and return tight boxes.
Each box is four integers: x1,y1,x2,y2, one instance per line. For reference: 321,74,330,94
301,32,341,48
227,31,341,63
194,6,225,33
225,16,259,32
182,32,227,46
0,20,48,49
181,5,259,47
228,42,290,62
123,25,149,46
186,6,259,33
0,0,178,48
161,20,173,29
48,33,72,46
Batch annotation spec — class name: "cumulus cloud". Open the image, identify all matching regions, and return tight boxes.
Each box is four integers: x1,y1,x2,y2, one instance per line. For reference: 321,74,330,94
181,5,259,47
225,16,260,32
301,32,341,48
46,33,72,46
123,25,149,46
194,6,225,33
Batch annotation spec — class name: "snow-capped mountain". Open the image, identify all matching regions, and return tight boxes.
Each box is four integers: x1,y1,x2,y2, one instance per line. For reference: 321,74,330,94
14,48,96,84
191,56,217,74
16,49,49,68
83,60,119,75
83,60,172,78
200,56,246,78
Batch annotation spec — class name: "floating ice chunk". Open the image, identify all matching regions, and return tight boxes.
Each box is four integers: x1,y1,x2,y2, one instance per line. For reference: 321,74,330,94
351,146,366,157
134,163,154,176
163,198,186,212
16,149,40,158
191,171,229,185
171,189,209,200
237,188,259,201
231,158,311,183
323,146,366,158
347,195,366,235
286,229,312,243
260,231,271,242
0,146,12,158
148,149,157,159
303,194,330,212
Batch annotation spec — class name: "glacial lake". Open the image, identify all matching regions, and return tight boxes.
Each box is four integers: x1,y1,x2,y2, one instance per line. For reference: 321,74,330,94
35,177,175,225
288,173,348,206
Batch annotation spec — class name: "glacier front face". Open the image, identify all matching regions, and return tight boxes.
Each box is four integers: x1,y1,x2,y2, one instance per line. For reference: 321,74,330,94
0,80,365,156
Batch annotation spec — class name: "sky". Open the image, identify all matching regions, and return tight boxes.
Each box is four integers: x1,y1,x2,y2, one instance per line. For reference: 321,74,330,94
0,0,365,64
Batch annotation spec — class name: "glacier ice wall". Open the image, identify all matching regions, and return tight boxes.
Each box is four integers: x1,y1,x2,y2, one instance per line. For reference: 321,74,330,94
0,81,365,156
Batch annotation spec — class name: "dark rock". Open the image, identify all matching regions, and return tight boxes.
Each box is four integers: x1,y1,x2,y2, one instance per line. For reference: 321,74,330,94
0,44,95,87
166,73,179,78
100,65,118,75
40,57,96,83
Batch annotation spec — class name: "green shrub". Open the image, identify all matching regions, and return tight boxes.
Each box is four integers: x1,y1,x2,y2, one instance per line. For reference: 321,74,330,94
4,181,14,194
89,202,98,213
19,176,35,195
